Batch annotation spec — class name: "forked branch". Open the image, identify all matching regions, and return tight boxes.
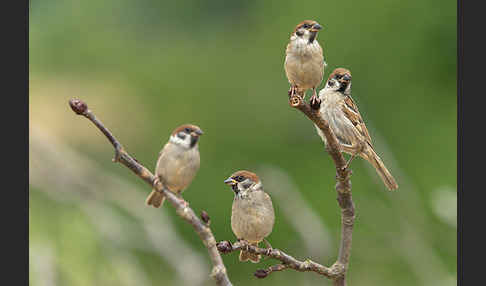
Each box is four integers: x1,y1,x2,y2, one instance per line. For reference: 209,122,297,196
216,240,344,279
217,95,355,286
290,94,355,285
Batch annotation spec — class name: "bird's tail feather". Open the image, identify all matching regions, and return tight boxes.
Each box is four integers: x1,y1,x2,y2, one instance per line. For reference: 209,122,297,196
145,190,165,208
364,148,398,191
239,242,260,263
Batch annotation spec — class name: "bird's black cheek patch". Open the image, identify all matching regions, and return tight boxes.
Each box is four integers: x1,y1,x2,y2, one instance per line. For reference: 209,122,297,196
190,136,199,148
338,82,349,93
296,30,304,37
309,31,317,43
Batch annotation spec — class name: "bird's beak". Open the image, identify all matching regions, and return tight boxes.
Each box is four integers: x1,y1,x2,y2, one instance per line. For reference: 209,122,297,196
224,177,237,186
342,74,351,81
311,23,322,32
191,129,204,137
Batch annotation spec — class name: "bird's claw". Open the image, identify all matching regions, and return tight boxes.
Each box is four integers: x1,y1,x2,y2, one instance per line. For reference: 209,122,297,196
152,177,160,188
310,95,321,110
288,86,297,98
182,200,189,208
177,194,189,207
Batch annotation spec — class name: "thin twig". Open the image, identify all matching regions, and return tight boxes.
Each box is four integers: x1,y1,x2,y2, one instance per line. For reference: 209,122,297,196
68,98,232,286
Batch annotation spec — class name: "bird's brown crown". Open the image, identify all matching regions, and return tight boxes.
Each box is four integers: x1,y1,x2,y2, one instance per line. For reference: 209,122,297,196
171,124,202,136
293,20,319,34
230,170,260,183
328,68,352,82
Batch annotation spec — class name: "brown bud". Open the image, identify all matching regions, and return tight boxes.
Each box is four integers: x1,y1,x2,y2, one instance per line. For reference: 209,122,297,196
69,98,87,115
254,269,268,279
200,210,210,224
216,241,232,254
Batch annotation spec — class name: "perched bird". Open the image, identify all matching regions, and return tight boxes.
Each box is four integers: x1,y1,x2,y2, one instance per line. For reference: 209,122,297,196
145,124,203,208
284,20,326,104
314,68,398,190
224,170,275,263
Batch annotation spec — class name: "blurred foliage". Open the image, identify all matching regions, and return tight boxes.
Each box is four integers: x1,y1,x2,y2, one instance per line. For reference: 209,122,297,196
29,0,456,285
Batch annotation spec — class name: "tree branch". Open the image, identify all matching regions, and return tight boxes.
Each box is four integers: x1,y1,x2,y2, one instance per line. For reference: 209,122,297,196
216,240,343,279
291,95,356,286
68,98,232,286
217,95,355,285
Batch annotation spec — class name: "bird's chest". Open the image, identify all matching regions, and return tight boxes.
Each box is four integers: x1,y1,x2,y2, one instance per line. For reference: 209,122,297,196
317,93,355,146
320,93,343,111
285,43,323,87
231,193,273,241
157,146,200,191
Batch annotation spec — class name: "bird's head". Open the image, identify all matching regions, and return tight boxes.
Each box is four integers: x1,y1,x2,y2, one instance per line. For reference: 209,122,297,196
292,20,323,43
169,124,203,149
325,68,352,94
224,170,261,195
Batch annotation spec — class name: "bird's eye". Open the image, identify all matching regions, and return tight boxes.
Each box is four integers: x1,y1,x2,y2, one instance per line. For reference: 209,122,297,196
184,128,191,133
302,23,311,29
234,176,244,182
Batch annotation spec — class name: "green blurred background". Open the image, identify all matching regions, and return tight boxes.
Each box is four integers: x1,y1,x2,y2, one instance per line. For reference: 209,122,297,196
29,0,456,285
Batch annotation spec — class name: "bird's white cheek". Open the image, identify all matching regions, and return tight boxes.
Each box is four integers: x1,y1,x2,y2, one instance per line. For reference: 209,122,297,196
169,135,192,149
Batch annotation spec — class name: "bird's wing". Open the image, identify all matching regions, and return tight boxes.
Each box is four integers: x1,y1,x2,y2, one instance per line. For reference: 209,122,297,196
155,142,171,171
341,95,374,148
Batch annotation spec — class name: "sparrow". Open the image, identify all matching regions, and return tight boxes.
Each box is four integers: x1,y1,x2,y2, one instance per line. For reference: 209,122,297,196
224,170,275,263
314,68,398,190
145,124,203,208
284,20,326,104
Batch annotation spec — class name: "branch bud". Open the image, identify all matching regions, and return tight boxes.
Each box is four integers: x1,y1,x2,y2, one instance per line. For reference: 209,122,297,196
216,241,233,254
200,210,210,225
69,98,87,115
254,269,269,279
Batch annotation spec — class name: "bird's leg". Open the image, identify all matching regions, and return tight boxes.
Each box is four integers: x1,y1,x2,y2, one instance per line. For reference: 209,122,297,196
310,87,321,110
237,239,250,251
176,192,189,208
152,177,161,190
300,89,306,101
263,238,273,249
342,143,364,170
262,239,273,259
343,153,358,171
288,85,297,98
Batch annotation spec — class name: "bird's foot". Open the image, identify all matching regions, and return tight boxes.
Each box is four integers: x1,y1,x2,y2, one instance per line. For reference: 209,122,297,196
288,86,297,98
262,239,273,259
341,155,356,171
152,177,161,189
178,196,189,208
310,94,321,110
